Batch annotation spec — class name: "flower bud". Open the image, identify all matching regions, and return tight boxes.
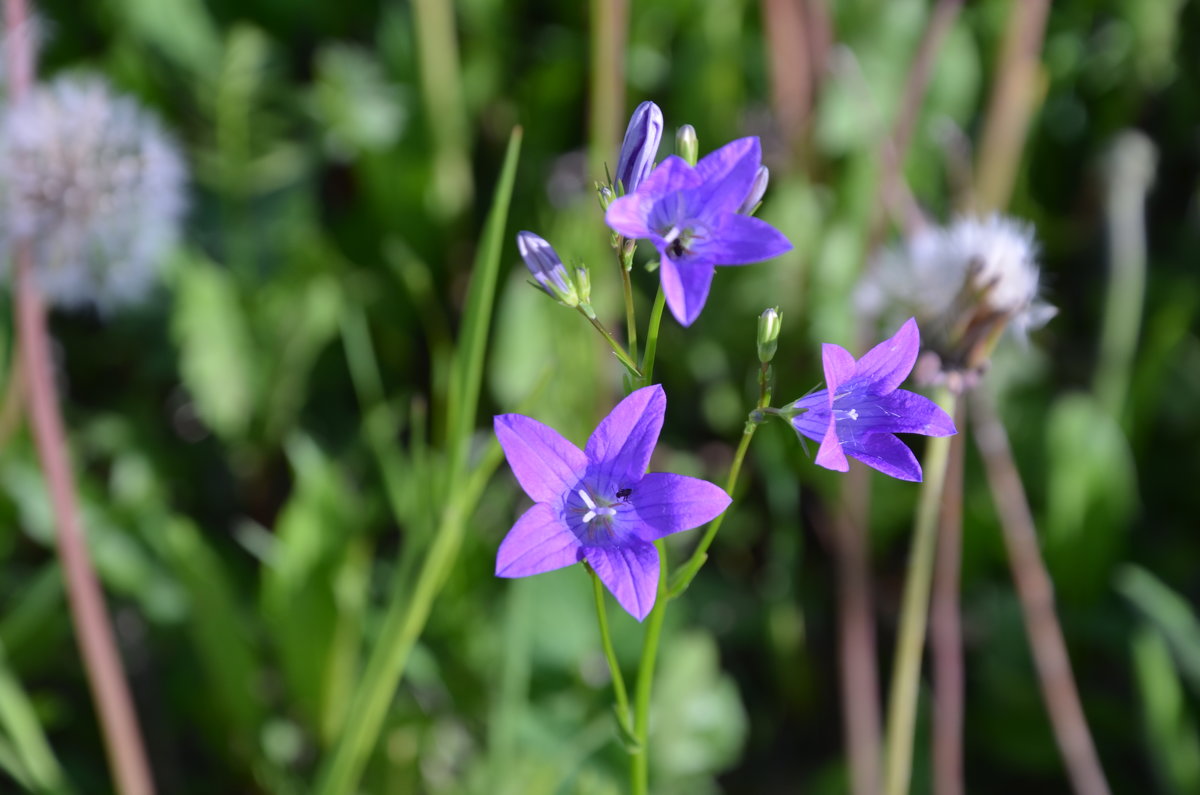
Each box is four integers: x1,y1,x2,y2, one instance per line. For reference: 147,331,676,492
676,124,698,167
615,101,663,194
517,231,578,307
596,182,615,211
738,165,770,215
757,306,782,363
574,265,592,306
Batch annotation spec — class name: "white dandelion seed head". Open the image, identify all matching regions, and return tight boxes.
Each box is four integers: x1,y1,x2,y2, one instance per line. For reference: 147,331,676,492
0,73,187,310
859,213,1056,345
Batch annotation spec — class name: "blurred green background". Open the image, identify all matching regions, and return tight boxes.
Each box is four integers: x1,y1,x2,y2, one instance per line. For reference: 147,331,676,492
1,0,1198,792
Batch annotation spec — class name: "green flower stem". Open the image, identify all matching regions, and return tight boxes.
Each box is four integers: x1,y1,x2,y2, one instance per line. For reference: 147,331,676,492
630,540,668,795
668,418,756,597
589,568,632,731
639,287,666,387
620,257,639,367
583,310,643,379
669,362,771,596
883,386,957,795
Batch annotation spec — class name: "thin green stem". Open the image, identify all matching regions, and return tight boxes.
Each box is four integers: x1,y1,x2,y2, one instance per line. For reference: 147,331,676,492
639,287,666,387
669,364,771,596
630,540,668,795
583,311,643,379
590,569,632,730
883,387,957,795
621,263,639,367
668,420,756,597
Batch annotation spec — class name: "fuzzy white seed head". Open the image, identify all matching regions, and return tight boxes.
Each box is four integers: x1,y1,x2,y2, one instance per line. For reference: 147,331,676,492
858,214,1056,346
0,74,187,309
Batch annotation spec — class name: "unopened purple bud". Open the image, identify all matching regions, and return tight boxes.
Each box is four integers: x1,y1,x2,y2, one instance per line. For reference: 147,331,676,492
738,165,770,215
615,101,663,194
517,231,578,307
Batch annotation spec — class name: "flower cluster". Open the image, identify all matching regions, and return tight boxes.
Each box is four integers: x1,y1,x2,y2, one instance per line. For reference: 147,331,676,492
0,74,187,309
497,103,958,619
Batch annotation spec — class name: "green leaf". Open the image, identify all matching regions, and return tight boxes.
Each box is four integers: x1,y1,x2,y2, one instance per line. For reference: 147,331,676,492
171,251,258,441
1131,625,1200,793
113,0,222,77
1117,565,1200,698
0,643,69,794
155,517,264,765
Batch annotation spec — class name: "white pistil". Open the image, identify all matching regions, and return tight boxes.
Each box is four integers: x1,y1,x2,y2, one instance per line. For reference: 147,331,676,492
661,225,681,245
577,488,617,525
848,408,859,420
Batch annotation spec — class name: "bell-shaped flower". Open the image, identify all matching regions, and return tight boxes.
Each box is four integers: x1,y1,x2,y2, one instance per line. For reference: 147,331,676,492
605,137,792,327
494,385,731,620
789,319,956,482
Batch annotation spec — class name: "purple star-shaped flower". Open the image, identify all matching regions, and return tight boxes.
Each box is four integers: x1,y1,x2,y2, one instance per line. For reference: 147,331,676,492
494,385,731,620
605,137,793,327
790,318,957,481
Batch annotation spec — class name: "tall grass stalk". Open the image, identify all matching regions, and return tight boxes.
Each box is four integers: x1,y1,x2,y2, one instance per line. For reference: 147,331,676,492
883,386,956,795
314,128,522,795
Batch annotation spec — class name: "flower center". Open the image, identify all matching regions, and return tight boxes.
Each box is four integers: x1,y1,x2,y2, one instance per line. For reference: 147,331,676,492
578,489,618,524
659,222,707,260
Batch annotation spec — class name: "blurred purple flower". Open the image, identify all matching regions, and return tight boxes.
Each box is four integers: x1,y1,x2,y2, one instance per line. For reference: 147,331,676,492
605,137,792,326
790,318,956,482
494,385,731,620
615,101,663,194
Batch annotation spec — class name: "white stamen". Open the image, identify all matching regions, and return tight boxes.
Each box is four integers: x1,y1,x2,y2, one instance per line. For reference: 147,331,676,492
848,408,859,420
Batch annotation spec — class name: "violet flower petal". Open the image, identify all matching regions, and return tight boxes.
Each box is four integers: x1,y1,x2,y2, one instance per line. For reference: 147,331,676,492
496,503,585,577
851,317,920,395
821,344,858,395
704,213,794,265
494,413,588,504
585,385,666,489
629,472,732,541
850,389,958,436
659,257,716,327
585,541,660,621
693,137,760,215
815,422,850,471
606,156,700,240
840,432,924,482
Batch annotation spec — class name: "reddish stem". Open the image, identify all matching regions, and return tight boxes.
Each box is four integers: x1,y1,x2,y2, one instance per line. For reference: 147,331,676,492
971,390,1110,795
7,0,155,792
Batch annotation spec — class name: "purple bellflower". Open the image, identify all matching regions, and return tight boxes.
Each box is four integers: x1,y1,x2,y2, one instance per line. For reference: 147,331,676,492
789,318,956,482
605,137,792,327
494,385,731,621
615,101,663,195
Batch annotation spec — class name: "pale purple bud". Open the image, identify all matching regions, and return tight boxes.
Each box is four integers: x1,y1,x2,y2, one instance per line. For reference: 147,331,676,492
738,165,770,215
615,101,663,194
517,231,578,307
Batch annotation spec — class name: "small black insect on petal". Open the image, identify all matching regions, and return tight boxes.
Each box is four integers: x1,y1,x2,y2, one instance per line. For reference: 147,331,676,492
616,487,633,502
